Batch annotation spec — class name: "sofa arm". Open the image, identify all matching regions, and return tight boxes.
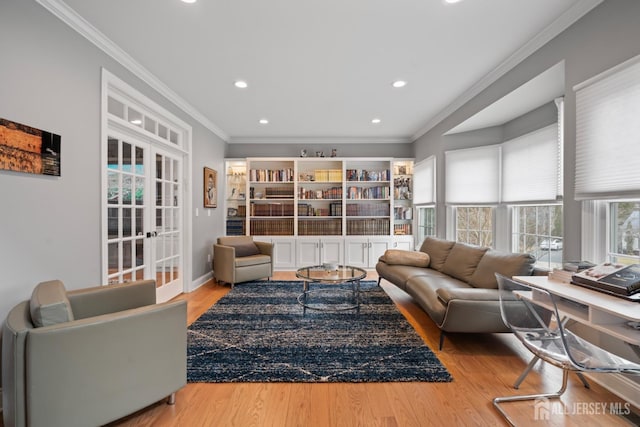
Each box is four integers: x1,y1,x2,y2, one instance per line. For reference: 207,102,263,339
436,287,519,305
213,244,236,283
67,279,156,320
25,299,187,427
255,240,273,257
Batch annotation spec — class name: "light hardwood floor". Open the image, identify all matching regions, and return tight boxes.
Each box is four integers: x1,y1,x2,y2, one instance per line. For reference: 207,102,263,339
94,272,640,426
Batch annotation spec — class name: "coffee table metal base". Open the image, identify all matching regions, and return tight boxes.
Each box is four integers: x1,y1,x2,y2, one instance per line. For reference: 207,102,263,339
297,280,361,315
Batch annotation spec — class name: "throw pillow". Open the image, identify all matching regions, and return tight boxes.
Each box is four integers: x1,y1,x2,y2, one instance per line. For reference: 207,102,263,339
232,242,261,257
382,249,430,267
30,280,75,327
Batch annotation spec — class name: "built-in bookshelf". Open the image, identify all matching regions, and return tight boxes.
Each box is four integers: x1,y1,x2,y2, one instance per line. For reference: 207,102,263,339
224,157,413,239
393,159,413,236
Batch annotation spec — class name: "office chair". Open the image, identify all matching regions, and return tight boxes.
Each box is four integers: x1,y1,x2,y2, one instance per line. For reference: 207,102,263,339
493,273,640,426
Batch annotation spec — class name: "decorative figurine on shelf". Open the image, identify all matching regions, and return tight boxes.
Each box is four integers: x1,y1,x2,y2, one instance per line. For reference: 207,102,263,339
316,151,324,157
330,148,337,157
300,149,308,157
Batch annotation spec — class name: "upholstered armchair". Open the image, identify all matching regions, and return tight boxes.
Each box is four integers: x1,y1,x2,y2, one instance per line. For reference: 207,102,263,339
2,279,187,427
213,236,273,287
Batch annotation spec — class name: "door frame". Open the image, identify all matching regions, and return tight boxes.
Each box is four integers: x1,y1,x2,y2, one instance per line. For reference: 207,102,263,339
101,69,192,301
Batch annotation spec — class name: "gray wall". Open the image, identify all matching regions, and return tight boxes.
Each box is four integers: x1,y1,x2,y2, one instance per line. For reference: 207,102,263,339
0,0,226,325
413,0,640,264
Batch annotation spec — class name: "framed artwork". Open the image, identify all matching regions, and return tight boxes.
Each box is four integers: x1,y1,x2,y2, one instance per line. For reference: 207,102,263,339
0,117,61,176
204,167,217,208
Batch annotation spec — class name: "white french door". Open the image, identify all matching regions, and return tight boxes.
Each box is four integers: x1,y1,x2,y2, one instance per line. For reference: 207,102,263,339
105,131,184,302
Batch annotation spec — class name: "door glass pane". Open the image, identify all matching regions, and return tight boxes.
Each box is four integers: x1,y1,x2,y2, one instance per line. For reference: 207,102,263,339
156,208,162,228
135,269,144,281
107,171,119,204
135,176,144,205
135,208,144,236
122,208,132,237
144,117,156,134
108,138,119,169
108,242,119,274
156,153,162,179
164,183,172,206
156,182,162,206
123,240,132,269
122,142,132,172
108,208,119,239
156,235,164,260
107,97,125,119
172,258,179,281
136,239,144,267
135,146,144,174
123,176,132,205
173,184,178,206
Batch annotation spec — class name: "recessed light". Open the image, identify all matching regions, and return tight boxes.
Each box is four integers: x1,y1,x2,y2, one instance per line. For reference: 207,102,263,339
444,0,463,4
371,118,381,124
181,0,197,3
392,80,407,88
259,119,269,125
234,80,248,89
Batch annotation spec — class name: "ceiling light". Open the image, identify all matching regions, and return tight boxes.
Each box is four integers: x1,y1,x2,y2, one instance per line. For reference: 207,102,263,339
234,80,248,89
181,0,197,3
371,118,381,124
444,0,463,4
259,119,269,125
392,80,407,88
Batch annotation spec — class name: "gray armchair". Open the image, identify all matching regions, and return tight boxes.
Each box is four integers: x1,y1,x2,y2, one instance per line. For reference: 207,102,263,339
2,279,187,427
213,236,273,287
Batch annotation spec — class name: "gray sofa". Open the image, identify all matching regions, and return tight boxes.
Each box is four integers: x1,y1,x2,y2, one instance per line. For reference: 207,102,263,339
2,279,187,427
376,237,542,349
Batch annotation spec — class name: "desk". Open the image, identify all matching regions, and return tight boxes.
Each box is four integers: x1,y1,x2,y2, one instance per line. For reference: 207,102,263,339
513,275,640,346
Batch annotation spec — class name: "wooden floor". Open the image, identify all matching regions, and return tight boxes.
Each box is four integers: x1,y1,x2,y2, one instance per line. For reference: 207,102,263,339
23,271,639,427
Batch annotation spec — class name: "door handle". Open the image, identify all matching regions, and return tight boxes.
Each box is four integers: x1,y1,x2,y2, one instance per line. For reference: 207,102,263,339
146,231,158,238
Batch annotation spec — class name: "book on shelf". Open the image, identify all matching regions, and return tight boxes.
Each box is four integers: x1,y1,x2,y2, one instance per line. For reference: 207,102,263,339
549,268,573,284
571,262,640,300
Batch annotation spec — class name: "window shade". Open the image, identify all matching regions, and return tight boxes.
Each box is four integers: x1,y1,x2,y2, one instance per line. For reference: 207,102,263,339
413,156,436,204
575,55,640,199
502,125,560,203
445,145,500,204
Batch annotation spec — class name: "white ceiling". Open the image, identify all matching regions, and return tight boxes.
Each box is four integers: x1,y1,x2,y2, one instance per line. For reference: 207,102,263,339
47,0,600,143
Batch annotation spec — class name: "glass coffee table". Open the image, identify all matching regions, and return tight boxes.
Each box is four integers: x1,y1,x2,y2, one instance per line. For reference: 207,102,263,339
295,264,367,314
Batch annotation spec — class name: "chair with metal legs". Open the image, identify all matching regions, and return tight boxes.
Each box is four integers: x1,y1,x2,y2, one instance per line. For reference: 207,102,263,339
493,273,640,426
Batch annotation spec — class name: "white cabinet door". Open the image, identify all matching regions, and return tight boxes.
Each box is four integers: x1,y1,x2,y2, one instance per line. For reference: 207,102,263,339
344,238,369,268
297,238,321,266
320,238,343,265
369,238,392,267
392,236,414,251
255,237,297,270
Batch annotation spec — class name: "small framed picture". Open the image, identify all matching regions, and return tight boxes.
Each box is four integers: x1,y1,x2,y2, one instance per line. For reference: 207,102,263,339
227,207,238,217
204,167,217,208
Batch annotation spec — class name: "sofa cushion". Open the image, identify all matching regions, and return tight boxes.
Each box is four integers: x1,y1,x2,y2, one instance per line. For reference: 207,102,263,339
469,250,536,289
440,243,488,283
30,280,75,327
405,275,471,326
418,237,455,271
381,249,430,267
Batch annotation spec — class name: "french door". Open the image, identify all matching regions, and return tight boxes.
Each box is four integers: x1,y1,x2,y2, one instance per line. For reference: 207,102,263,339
105,131,184,302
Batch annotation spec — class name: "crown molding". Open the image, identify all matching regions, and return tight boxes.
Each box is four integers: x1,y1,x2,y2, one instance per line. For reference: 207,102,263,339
411,0,603,142
228,136,412,145
35,0,229,142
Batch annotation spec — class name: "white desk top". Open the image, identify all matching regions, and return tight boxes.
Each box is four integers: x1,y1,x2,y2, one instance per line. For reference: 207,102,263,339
514,275,640,322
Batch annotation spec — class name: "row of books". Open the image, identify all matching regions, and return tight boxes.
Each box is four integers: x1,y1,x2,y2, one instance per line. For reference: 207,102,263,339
345,203,390,216
346,169,390,182
346,186,390,200
250,218,294,235
298,186,342,200
249,168,295,182
346,218,390,236
226,219,246,236
394,224,412,235
570,262,640,300
300,169,343,182
298,202,342,217
298,219,342,236
250,203,295,217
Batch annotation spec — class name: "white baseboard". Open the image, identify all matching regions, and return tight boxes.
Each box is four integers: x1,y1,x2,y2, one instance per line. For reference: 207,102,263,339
190,271,213,293
585,372,640,409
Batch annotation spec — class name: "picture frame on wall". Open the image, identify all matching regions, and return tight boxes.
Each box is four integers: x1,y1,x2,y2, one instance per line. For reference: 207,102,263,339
204,167,217,208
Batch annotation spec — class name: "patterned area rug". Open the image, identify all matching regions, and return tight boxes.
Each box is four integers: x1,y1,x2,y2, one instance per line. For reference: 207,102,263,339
187,281,452,383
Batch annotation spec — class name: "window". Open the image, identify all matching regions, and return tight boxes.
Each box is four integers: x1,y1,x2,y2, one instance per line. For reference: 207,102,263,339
512,204,563,269
456,206,493,247
609,201,640,264
416,206,436,244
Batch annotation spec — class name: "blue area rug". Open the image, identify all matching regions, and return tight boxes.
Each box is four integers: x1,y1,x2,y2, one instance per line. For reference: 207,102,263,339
187,281,452,383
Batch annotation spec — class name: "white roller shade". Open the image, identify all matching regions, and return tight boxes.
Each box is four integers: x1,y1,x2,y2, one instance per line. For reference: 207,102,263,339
502,125,560,203
575,55,640,199
413,156,436,204
445,145,500,204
